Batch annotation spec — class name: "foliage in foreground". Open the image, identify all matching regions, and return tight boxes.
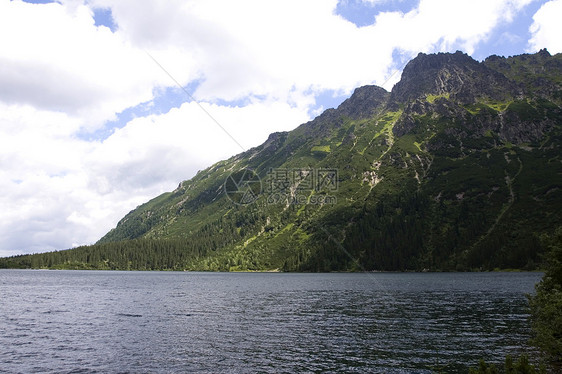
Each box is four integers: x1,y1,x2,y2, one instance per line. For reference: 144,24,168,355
469,355,546,374
528,227,562,365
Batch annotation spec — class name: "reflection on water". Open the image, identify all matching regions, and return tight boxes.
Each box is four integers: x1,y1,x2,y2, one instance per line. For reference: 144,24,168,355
0,270,541,373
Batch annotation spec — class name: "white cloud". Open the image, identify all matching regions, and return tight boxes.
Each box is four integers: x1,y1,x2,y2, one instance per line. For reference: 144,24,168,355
528,0,562,53
86,99,310,193
372,0,534,56
0,0,196,129
0,98,308,255
87,0,536,102
0,0,549,256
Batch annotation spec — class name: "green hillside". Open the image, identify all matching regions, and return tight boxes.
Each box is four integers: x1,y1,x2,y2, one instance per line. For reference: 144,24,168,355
2,50,562,271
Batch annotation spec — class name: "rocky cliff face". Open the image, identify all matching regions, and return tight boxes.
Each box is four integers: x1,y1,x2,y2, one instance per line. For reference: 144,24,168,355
485,49,562,100
393,50,561,145
391,51,522,106
96,50,562,272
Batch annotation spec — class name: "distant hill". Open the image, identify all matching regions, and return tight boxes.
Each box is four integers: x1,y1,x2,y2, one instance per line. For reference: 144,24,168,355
3,49,561,271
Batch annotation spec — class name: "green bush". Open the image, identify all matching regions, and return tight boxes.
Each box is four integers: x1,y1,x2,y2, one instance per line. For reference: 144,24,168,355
529,227,562,364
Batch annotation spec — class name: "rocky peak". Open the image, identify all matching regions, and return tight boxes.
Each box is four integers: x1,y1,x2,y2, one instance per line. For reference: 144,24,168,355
303,85,390,138
404,50,476,73
335,85,390,119
244,130,288,162
390,51,520,107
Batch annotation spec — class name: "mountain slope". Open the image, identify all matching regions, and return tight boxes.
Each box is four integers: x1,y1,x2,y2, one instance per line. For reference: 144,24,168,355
4,50,562,271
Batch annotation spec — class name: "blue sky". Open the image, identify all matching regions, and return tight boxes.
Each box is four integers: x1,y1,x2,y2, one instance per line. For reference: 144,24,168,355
1,0,562,256
336,0,421,26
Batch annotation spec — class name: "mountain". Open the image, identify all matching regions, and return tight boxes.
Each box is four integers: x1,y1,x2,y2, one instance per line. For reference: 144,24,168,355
3,50,562,271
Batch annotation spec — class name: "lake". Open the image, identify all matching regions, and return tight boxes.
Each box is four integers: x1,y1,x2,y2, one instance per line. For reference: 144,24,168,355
0,270,541,373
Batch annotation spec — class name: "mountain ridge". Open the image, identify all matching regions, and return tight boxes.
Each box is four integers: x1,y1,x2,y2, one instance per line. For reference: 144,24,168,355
3,49,561,271
96,48,562,271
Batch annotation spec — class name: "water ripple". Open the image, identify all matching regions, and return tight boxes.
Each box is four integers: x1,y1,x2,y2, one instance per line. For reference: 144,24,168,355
0,270,541,373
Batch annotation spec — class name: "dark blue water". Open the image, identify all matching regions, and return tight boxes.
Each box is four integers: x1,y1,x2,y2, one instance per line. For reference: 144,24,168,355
0,271,541,373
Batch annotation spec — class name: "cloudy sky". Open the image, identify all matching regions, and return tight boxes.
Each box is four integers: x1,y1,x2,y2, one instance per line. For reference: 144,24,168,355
1,0,561,257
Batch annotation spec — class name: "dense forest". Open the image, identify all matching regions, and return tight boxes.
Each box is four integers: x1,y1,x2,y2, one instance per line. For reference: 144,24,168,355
0,239,201,270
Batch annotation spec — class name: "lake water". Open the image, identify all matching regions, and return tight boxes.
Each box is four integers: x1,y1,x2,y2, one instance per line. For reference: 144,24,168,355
0,270,541,373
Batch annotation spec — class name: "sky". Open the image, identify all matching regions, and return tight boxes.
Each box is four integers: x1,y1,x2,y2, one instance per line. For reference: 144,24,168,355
1,0,561,257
